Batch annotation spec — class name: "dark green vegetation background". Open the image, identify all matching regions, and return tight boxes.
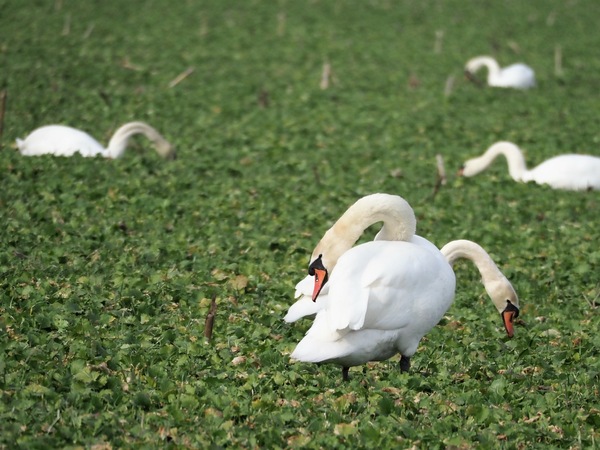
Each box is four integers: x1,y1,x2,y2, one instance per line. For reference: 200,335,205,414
1,0,599,447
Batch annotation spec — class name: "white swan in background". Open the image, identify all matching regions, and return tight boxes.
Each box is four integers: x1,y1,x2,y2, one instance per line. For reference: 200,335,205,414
285,193,519,381
465,56,535,89
16,122,175,159
460,141,600,191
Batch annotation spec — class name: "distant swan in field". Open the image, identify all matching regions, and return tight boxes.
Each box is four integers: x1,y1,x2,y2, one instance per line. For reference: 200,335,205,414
465,56,535,89
460,141,600,191
285,193,519,381
16,122,175,159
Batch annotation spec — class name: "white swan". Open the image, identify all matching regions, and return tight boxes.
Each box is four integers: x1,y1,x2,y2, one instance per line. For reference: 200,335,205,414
465,56,535,89
16,122,175,159
285,194,519,380
460,141,600,191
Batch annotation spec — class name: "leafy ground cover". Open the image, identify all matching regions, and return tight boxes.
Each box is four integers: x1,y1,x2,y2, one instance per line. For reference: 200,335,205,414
1,0,599,447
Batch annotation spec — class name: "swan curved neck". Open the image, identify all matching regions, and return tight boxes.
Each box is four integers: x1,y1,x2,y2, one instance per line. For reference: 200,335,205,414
466,56,501,77
440,239,517,313
106,122,170,158
469,142,529,181
311,194,416,271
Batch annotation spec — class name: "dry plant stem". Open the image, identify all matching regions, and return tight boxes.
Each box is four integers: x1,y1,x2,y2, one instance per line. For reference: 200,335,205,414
277,12,286,36
444,75,455,97
169,67,195,88
555,45,563,76
62,13,71,36
83,24,95,39
204,296,218,341
431,154,447,198
0,89,6,145
434,30,444,53
320,62,331,90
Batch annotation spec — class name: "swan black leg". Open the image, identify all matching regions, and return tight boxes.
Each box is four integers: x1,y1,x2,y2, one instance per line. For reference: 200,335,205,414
342,366,350,381
400,355,411,373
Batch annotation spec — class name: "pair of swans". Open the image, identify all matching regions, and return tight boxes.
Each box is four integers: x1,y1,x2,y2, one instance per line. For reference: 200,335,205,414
461,141,600,191
285,194,519,381
465,56,535,90
16,122,175,159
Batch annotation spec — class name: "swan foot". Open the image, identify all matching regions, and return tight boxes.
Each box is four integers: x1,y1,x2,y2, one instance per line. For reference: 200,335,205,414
400,355,411,373
342,366,350,381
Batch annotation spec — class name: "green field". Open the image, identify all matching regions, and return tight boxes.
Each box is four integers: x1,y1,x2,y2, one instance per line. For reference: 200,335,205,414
1,0,599,447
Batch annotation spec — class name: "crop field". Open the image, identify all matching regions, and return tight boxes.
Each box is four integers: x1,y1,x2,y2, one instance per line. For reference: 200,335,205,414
1,0,599,448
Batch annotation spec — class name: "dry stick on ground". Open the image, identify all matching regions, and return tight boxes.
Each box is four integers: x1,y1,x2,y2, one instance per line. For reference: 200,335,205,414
277,12,286,36
555,45,563,77
0,89,7,147
431,154,447,199
62,13,71,36
169,67,195,88
204,295,218,341
434,30,444,54
320,62,331,90
444,75,455,98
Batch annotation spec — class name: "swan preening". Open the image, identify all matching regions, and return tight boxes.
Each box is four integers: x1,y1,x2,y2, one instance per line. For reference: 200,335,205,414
285,194,519,381
465,56,535,89
16,121,175,159
460,141,600,191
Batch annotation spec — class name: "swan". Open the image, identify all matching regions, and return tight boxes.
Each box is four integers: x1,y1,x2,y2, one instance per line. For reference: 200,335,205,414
285,194,519,381
465,56,535,89
16,121,175,159
460,141,600,191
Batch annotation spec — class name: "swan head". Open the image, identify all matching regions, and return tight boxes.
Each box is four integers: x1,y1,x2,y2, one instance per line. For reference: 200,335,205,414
488,279,520,338
464,69,483,87
458,158,482,177
502,301,519,338
155,140,176,160
308,254,328,302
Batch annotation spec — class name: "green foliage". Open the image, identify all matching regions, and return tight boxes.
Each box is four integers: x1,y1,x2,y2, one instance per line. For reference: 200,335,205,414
1,0,599,447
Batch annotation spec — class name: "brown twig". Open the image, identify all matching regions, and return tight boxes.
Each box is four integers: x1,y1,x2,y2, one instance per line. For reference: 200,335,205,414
168,67,194,88
204,295,218,341
0,89,7,146
277,12,286,36
444,75,455,97
555,45,563,77
320,62,331,90
312,164,322,186
431,154,447,199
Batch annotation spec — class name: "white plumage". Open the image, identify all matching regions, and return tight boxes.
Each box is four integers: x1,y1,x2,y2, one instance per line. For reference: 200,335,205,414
465,55,535,89
285,194,519,380
16,122,175,159
460,141,600,191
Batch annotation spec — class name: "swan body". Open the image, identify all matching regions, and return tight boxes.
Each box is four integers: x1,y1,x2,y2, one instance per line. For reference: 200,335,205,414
286,194,519,380
16,122,175,159
465,56,535,89
460,141,600,191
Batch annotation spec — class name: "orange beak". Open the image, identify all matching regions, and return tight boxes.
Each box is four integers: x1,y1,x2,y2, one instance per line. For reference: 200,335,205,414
502,309,516,337
312,268,328,302
501,301,519,338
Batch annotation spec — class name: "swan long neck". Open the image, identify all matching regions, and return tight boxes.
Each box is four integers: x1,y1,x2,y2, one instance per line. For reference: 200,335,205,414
106,122,174,158
466,56,501,78
440,239,519,314
465,141,529,181
311,193,416,272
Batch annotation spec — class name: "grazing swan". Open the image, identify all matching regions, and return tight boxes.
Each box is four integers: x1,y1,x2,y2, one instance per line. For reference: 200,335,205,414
285,194,519,381
465,55,535,89
460,141,600,191
16,122,175,159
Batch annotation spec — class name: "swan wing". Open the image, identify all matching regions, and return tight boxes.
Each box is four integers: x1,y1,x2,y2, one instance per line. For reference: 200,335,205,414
529,154,600,190
324,240,455,333
496,64,535,89
17,125,106,157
